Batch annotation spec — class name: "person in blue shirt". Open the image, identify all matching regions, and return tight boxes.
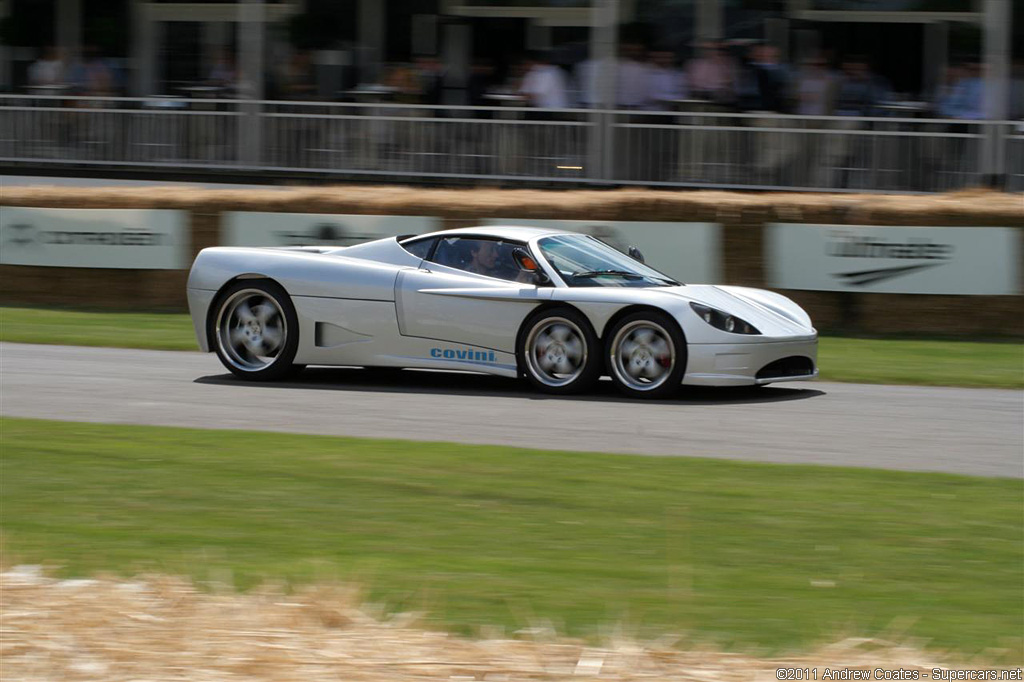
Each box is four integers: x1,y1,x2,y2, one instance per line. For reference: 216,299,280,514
937,62,985,120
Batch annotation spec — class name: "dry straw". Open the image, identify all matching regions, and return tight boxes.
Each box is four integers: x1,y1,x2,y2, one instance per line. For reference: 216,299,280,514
1,186,1021,225
1,566,1000,682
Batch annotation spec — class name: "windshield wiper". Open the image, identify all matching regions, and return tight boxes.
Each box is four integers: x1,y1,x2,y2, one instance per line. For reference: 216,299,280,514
570,269,645,280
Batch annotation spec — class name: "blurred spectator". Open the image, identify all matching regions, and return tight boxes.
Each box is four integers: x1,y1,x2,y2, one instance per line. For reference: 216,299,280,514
1011,59,1024,120
520,51,568,109
936,61,984,120
383,62,418,102
467,59,496,108
27,46,67,88
834,57,886,116
796,54,835,116
687,41,737,106
207,50,237,93
750,44,790,113
279,50,316,100
645,49,687,110
616,43,648,109
413,55,444,105
935,64,964,117
573,53,612,108
734,43,760,111
69,45,116,97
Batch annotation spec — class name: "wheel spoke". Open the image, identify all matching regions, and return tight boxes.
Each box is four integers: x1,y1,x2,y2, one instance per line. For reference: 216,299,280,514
619,339,638,358
537,354,557,372
549,324,570,342
649,336,670,357
625,361,646,379
238,342,260,364
633,329,654,345
234,300,256,324
563,336,583,361
554,357,575,375
641,362,666,379
261,325,283,352
229,327,248,349
255,301,278,325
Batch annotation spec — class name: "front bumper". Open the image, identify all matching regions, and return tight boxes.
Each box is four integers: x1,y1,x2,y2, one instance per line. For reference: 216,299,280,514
683,336,818,386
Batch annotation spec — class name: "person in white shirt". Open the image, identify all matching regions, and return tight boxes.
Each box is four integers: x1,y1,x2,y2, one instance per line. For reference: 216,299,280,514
796,55,834,116
574,56,612,108
520,52,569,110
646,50,687,110
28,46,66,87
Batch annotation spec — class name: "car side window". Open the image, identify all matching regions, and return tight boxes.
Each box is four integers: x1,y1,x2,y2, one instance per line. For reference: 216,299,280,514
429,237,530,282
399,237,436,260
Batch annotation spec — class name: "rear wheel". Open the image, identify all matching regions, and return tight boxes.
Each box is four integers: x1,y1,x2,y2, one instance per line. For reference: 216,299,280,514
518,308,602,395
606,312,686,399
210,280,302,381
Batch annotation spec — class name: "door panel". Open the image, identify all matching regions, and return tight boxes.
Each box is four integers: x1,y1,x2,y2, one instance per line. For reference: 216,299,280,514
396,266,550,353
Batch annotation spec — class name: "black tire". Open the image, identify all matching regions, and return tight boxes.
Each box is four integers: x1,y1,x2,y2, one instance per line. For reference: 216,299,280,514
605,311,686,399
209,279,302,381
517,307,602,395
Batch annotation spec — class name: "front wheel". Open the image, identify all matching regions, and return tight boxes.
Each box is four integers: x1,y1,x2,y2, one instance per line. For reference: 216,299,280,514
210,280,302,381
605,312,686,399
517,308,602,395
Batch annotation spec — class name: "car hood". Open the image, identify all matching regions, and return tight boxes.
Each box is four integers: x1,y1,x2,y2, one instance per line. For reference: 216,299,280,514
657,284,816,339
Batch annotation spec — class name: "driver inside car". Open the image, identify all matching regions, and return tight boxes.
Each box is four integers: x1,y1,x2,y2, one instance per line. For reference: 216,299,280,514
465,240,532,282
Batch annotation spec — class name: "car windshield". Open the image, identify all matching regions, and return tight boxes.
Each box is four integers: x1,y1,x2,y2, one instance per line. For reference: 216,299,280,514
537,234,680,288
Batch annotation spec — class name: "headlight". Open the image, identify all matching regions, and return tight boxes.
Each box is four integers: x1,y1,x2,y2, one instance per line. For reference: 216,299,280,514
690,302,760,335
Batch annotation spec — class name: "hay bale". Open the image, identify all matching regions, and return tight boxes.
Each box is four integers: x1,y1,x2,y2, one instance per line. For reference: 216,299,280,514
1,568,991,682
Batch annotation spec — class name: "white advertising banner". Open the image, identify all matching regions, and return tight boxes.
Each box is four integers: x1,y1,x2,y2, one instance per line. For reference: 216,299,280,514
225,213,441,247
484,219,722,283
766,224,1021,295
0,207,188,269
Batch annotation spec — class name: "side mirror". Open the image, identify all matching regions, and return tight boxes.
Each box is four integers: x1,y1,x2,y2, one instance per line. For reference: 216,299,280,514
513,247,552,286
627,246,645,264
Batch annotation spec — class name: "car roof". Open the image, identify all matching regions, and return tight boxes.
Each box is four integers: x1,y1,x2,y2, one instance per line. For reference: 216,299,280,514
415,225,566,241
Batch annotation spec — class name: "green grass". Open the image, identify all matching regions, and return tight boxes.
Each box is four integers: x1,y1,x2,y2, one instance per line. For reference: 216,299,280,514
1,417,1021,658
0,306,197,351
818,336,1023,388
1,306,1021,388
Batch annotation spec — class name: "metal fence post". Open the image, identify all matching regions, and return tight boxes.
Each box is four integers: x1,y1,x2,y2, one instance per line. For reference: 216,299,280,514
981,0,1010,186
238,0,264,166
588,0,618,181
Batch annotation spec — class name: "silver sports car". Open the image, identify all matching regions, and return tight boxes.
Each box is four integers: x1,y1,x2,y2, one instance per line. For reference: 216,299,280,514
187,225,817,398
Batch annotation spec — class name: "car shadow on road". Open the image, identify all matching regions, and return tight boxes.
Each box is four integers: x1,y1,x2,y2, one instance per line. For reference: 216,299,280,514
194,367,825,406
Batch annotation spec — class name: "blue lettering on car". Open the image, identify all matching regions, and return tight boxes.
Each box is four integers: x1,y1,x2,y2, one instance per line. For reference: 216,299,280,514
430,347,497,363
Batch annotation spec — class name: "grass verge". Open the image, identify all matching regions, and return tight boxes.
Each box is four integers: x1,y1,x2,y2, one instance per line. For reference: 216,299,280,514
0,306,197,351
2,305,1022,388
1,417,1021,657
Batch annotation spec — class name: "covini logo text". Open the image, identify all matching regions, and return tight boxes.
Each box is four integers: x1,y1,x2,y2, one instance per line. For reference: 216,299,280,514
431,348,496,362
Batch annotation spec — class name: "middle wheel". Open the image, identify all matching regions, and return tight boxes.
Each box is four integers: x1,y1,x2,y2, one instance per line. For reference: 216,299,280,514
518,307,602,395
605,311,686,399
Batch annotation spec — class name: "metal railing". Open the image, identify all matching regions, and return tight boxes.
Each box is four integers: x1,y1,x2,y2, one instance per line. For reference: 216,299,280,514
0,95,1016,193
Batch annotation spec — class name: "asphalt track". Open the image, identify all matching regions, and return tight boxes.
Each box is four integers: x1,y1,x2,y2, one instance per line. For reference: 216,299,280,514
2,342,1021,478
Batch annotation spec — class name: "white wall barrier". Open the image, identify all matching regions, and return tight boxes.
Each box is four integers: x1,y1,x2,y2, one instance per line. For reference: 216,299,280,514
766,223,1021,295
0,207,189,269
